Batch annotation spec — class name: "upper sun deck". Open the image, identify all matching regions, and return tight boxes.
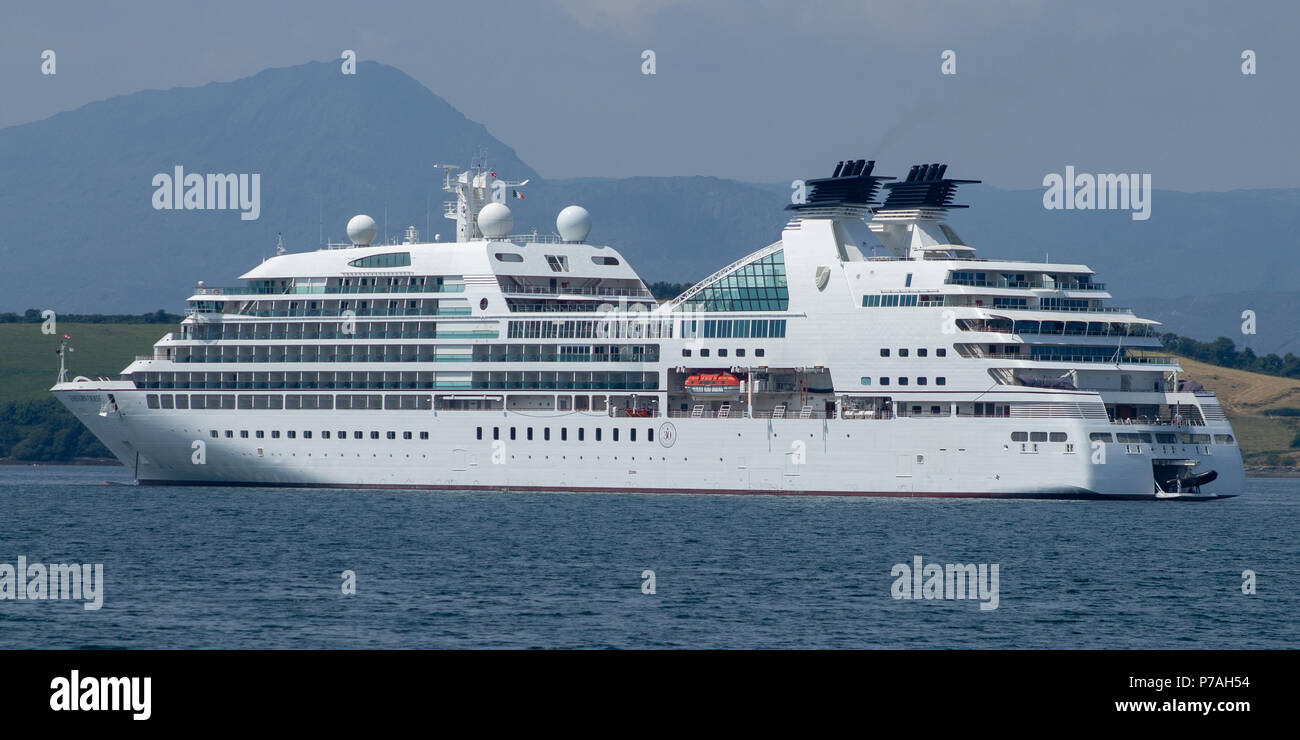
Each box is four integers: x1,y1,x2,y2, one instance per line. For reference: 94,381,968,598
189,236,646,302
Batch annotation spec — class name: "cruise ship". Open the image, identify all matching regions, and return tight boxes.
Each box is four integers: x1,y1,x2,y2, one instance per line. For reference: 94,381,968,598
52,158,1243,499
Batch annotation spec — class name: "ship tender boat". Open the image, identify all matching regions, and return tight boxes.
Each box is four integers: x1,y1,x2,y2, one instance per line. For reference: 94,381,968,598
51,157,1244,499
684,373,741,399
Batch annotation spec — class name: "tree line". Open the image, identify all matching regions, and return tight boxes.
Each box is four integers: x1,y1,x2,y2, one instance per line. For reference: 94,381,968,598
0,309,184,324
0,399,110,462
1158,332,1300,379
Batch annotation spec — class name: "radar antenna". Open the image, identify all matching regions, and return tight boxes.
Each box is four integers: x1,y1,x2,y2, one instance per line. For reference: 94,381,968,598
56,335,74,384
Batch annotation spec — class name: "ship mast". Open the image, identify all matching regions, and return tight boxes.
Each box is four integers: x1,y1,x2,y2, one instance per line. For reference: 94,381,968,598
438,151,529,242
56,335,73,384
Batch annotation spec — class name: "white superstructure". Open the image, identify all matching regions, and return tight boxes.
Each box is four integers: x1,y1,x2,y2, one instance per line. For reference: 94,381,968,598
52,159,1243,499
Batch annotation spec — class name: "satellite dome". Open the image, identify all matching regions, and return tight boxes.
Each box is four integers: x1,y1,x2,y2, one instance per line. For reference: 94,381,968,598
477,202,513,239
556,205,591,243
347,214,378,246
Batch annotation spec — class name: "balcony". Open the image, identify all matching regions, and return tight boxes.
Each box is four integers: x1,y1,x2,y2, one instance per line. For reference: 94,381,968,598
945,278,1106,291
1025,353,1175,365
193,284,466,296
500,285,654,299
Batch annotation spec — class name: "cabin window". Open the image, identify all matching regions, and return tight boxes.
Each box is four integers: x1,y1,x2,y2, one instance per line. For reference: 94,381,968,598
880,349,890,357
937,348,947,357
899,349,909,357
936,377,946,386
1049,433,1067,442
1030,432,1048,442
860,377,871,385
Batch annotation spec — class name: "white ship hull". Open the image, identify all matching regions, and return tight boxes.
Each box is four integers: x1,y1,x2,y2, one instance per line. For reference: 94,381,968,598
55,384,1244,499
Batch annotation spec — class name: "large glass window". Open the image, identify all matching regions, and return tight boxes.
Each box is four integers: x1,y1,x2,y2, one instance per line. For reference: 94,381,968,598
347,252,412,268
683,251,788,311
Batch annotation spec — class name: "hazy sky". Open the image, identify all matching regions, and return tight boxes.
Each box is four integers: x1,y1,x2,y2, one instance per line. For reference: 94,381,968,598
3,0,1297,190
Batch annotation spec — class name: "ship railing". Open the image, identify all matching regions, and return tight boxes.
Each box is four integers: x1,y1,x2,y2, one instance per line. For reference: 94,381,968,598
666,409,837,419
1025,354,1175,365
967,303,1134,314
945,278,1106,291
506,233,566,244
501,285,654,298
1110,416,1207,427
193,285,465,296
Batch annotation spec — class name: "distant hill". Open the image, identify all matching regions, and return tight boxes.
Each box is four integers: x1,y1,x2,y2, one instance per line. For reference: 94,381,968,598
0,60,536,313
2,59,1298,352
1172,355,1300,467
1132,291,1300,357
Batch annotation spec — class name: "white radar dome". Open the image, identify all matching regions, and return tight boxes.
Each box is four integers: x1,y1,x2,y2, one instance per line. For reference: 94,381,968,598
556,205,591,243
477,202,513,239
347,214,378,246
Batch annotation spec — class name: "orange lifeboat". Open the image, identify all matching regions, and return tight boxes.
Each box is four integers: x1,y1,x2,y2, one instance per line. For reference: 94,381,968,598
684,372,741,398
